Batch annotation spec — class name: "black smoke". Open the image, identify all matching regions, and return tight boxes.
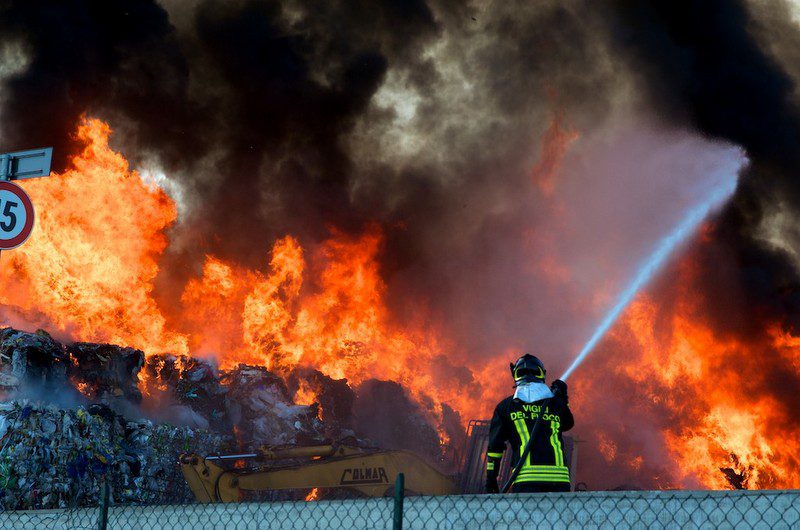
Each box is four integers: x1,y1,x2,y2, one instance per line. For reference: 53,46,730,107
0,0,442,267
607,0,800,412
0,0,198,171
608,1,800,178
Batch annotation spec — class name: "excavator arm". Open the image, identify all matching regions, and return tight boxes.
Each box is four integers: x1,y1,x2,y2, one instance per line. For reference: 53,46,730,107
180,445,456,502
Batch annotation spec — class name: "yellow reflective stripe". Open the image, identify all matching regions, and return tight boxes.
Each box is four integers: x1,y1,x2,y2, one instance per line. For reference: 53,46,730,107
513,418,530,467
517,471,570,478
520,471,569,476
516,476,570,482
487,452,504,459
515,471,570,478
550,420,564,467
522,465,569,473
487,461,495,471
514,475,571,484
512,413,569,483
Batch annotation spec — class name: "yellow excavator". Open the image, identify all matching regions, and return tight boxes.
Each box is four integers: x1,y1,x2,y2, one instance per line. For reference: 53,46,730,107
180,444,457,502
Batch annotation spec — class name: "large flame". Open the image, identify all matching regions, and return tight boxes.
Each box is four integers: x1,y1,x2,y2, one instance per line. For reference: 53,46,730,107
0,119,187,355
180,226,485,422
0,118,485,430
580,255,800,489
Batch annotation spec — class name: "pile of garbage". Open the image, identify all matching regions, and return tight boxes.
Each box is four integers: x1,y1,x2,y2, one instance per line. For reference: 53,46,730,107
0,327,462,509
0,400,231,509
0,328,361,509
0,328,69,391
144,356,338,446
71,342,145,404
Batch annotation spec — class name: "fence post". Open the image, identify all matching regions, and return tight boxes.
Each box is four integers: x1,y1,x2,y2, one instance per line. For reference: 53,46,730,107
393,473,405,530
98,477,109,530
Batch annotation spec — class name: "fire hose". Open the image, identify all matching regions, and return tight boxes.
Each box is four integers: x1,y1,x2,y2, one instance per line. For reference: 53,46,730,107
500,398,551,493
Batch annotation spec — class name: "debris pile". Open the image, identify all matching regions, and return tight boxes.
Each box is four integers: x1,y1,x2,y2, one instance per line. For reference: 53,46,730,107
286,368,356,433
0,327,461,508
353,380,443,458
223,364,324,446
70,342,144,403
145,358,331,445
0,400,231,509
172,357,230,432
0,328,69,391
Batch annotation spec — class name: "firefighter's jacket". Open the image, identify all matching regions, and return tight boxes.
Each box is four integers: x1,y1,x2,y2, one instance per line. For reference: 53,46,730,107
486,395,574,485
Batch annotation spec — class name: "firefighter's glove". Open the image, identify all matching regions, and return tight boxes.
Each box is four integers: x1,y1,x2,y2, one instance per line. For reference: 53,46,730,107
486,476,500,494
550,379,568,403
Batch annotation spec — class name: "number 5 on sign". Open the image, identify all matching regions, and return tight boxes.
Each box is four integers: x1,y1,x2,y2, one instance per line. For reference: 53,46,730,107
0,181,34,250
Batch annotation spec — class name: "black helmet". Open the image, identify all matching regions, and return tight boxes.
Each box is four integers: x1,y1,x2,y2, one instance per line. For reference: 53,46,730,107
509,354,546,385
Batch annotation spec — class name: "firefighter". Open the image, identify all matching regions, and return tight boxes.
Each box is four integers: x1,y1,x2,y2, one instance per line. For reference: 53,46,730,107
485,354,574,493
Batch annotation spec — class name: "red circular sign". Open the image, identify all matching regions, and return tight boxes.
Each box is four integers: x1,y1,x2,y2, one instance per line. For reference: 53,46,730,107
0,181,35,250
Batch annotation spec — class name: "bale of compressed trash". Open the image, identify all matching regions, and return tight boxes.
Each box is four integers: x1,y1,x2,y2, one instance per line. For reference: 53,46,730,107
353,380,443,461
174,358,230,432
223,364,325,446
0,400,232,509
0,328,69,392
286,368,356,437
69,342,145,403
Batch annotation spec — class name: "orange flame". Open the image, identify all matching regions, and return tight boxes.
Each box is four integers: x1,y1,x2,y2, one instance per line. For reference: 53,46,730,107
0,118,188,355
294,380,319,406
74,380,92,398
584,255,800,489
0,118,487,438
305,488,319,501
180,226,484,426
294,380,323,420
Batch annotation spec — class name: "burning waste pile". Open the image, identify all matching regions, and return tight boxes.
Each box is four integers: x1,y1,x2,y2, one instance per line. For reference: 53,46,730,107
0,327,458,510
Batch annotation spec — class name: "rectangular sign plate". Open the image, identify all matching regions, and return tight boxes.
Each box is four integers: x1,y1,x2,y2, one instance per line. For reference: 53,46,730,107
1,147,53,180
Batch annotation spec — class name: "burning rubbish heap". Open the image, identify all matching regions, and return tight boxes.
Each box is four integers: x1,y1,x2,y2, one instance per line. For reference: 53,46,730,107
0,327,458,509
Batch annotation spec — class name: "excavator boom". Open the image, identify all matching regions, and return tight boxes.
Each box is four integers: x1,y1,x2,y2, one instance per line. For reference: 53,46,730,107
181,445,456,502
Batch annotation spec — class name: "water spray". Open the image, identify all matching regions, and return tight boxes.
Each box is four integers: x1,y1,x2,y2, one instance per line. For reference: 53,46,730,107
559,177,738,382
502,163,741,493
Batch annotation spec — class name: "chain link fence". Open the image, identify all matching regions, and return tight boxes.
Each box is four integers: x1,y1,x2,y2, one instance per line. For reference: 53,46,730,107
401,490,800,529
0,477,799,529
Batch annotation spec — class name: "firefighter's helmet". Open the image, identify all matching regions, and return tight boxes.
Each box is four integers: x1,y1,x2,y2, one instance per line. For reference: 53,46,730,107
509,354,546,385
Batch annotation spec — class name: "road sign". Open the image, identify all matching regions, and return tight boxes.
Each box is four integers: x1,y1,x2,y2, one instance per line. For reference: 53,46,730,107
0,147,53,181
0,181,35,250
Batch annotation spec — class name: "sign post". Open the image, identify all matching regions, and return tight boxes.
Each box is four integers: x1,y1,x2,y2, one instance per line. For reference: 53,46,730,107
0,147,53,260
0,147,53,181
